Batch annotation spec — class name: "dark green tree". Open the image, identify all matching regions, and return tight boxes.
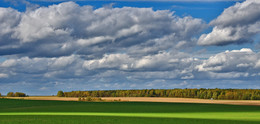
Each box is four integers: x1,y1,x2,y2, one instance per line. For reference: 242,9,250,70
14,92,26,97
7,92,14,97
57,91,65,97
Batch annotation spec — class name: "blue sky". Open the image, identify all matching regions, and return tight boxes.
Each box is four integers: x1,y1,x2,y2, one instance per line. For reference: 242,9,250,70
1,0,238,22
0,0,260,95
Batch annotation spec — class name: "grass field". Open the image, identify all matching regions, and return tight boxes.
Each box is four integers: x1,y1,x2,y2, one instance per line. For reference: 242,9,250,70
0,98,260,124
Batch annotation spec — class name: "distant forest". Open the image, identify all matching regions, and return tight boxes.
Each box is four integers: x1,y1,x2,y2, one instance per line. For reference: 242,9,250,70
62,89,260,100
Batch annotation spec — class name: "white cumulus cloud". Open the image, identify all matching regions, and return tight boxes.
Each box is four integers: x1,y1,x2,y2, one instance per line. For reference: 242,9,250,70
0,73,8,78
0,2,206,57
196,48,260,79
198,0,260,46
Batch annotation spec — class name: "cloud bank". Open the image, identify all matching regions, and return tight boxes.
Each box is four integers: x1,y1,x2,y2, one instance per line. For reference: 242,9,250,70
0,2,206,57
0,0,260,95
198,0,260,46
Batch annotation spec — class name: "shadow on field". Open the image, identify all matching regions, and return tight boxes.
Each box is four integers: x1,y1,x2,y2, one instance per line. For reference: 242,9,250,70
0,99,260,113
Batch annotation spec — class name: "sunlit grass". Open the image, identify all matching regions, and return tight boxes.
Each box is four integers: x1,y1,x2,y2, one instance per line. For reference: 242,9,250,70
0,112,260,121
0,99,259,124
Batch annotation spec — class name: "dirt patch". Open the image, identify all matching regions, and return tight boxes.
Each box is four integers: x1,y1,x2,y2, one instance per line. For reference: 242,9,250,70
101,97,260,106
4,97,260,106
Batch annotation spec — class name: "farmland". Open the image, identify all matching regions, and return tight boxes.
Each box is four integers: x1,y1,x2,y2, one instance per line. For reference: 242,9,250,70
4,96,260,106
0,98,260,124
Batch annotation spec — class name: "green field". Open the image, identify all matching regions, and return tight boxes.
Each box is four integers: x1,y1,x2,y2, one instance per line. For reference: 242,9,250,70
0,98,260,124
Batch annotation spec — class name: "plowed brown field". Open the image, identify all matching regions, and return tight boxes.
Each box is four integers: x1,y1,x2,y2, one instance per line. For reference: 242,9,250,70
101,97,260,106
5,96,260,106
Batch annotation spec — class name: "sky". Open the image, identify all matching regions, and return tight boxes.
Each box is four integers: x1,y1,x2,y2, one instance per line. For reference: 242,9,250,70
0,0,260,95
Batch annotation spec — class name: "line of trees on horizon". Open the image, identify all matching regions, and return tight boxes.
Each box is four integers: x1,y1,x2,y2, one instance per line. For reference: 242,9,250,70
60,88,260,100
6,92,27,97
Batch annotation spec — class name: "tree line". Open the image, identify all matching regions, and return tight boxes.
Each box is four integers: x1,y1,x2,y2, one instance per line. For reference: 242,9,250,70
60,89,260,100
6,92,27,97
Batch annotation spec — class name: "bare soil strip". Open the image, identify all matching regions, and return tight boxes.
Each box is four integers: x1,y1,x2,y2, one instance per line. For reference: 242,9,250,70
101,97,260,106
3,97,260,106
